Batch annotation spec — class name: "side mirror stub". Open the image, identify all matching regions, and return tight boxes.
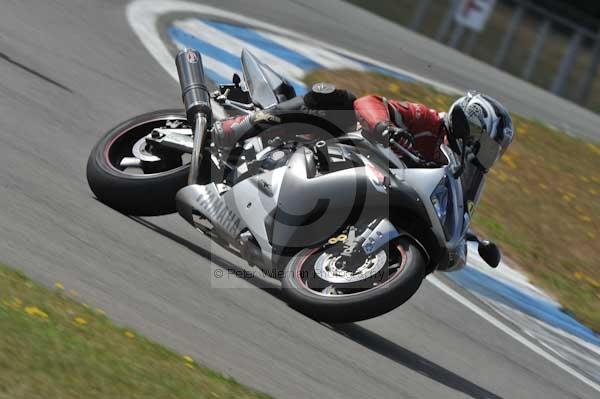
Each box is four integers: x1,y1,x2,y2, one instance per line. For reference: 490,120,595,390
478,240,501,269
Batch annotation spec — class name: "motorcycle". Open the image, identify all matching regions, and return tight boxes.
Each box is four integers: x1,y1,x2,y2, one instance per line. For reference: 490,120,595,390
87,48,501,322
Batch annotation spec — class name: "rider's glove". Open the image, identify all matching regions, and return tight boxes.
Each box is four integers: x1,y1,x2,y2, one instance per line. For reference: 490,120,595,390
250,110,281,126
375,122,415,150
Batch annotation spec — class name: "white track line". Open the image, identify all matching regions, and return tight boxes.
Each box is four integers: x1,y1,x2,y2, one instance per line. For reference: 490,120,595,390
258,31,367,71
428,275,600,392
175,19,307,83
528,312,600,358
126,0,600,392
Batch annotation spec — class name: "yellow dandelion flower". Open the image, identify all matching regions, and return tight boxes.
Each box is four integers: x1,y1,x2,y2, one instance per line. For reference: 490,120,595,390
585,277,600,288
25,306,48,319
183,355,194,363
501,156,517,169
574,271,584,280
387,83,400,94
184,363,195,369
74,317,87,325
578,215,592,223
587,143,600,156
55,282,64,290
124,331,135,339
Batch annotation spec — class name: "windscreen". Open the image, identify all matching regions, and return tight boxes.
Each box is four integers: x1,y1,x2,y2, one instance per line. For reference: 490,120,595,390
240,49,283,109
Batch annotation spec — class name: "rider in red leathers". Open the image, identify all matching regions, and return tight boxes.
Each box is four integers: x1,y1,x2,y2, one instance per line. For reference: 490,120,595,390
353,95,448,164
212,84,500,169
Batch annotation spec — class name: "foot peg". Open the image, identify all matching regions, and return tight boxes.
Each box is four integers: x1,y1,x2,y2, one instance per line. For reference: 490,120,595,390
176,184,245,239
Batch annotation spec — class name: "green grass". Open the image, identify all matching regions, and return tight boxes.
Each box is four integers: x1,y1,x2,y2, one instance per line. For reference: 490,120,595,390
0,264,269,399
304,69,600,332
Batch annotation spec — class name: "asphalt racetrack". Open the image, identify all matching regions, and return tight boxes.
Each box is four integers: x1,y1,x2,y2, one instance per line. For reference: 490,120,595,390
1,0,599,398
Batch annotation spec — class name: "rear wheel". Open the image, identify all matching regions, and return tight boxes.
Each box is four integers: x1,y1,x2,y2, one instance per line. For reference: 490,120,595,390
282,235,426,322
86,109,193,216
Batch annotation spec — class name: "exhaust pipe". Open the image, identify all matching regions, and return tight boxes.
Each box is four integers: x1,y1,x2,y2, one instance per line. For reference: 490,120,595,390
175,49,213,185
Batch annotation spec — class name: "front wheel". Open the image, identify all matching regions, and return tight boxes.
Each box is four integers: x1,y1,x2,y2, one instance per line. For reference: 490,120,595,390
281,237,426,322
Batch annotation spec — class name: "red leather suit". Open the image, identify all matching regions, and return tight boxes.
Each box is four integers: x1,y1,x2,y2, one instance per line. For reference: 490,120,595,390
354,95,448,163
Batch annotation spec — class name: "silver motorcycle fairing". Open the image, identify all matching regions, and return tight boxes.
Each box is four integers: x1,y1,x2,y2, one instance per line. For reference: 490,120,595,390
225,148,387,259
221,166,287,264
228,141,471,272
351,140,470,271
390,143,472,272
267,149,401,251
214,145,405,267
176,183,246,239
178,134,472,273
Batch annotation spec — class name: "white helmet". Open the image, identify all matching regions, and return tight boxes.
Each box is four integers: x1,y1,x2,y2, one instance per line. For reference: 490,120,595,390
448,92,514,171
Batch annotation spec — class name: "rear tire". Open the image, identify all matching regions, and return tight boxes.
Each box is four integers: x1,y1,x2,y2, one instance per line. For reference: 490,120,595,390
281,237,426,322
86,109,190,216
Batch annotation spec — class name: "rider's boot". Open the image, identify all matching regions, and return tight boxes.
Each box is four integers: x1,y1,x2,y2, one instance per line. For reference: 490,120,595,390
212,111,281,149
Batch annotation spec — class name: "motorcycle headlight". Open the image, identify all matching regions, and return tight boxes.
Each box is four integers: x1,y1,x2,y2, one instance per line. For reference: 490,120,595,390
430,178,449,225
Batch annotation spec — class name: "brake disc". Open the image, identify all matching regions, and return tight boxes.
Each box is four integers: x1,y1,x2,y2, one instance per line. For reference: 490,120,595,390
313,250,387,284
132,136,161,162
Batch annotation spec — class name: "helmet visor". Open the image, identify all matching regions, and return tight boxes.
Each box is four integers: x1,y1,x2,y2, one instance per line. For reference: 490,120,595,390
476,130,502,170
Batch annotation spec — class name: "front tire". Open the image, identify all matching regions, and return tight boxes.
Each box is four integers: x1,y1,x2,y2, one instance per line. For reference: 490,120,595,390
281,237,426,322
86,109,192,216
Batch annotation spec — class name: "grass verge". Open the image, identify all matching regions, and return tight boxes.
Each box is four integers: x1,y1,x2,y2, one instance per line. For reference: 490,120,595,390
0,263,269,399
304,70,600,332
